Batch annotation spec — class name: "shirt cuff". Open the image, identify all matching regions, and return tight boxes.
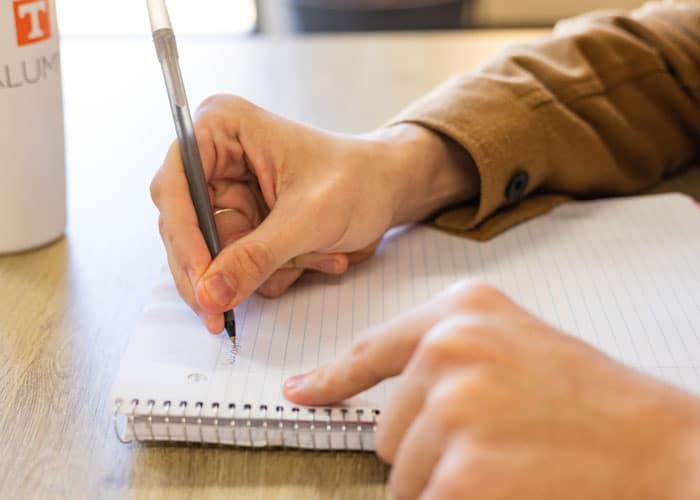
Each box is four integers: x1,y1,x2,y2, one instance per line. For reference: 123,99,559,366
389,73,553,231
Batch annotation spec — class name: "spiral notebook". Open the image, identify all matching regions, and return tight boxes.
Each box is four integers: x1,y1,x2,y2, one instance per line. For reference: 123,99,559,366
111,193,700,450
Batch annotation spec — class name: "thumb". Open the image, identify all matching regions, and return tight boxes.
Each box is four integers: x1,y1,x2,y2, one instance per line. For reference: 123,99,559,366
195,206,312,312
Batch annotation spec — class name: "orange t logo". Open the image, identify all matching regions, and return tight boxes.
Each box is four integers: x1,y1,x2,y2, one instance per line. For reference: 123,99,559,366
13,0,52,47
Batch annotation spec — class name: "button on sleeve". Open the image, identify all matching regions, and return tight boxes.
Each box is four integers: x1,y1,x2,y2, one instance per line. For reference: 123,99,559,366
506,170,530,203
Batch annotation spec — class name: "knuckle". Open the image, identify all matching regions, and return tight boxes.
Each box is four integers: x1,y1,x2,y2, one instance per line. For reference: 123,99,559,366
150,174,163,205
349,334,372,361
449,280,505,312
427,392,461,431
198,93,229,112
226,94,252,111
347,334,378,381
416,338,454,371
415,321,468,370
418,317,496,371
425,377,478,432
231,241,276,282
199,94,251,116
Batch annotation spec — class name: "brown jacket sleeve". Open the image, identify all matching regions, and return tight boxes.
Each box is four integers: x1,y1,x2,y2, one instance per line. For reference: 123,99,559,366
393,1,700,240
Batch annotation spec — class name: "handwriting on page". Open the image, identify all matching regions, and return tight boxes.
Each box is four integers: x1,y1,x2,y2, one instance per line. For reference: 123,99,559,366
224,343,241,366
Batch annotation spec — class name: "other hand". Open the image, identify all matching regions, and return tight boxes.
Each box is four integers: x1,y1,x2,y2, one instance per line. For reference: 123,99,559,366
284,281,700,500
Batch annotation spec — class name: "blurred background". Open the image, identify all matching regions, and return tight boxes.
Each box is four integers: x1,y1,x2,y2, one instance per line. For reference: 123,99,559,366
58,0,645,36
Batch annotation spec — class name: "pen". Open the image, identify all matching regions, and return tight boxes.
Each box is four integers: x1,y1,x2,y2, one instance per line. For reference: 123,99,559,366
146,0,236,344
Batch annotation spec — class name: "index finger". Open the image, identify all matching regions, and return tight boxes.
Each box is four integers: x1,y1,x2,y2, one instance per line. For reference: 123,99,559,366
151,142,213,286
283,304,442,406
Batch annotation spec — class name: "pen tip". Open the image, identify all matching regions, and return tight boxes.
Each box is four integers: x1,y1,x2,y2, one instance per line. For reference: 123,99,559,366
225,317,236,345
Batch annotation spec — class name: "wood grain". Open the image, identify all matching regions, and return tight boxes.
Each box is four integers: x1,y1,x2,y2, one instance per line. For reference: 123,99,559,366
0,29,602,499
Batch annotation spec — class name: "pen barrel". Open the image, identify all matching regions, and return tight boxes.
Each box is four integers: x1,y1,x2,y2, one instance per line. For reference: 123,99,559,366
174,105,222,258
153,29,178,65
154,29,222,258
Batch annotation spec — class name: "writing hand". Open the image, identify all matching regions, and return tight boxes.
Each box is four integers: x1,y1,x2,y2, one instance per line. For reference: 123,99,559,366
151,95,477,333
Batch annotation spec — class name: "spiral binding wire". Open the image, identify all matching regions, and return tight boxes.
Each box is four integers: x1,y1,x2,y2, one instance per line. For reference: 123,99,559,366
113,399,379,450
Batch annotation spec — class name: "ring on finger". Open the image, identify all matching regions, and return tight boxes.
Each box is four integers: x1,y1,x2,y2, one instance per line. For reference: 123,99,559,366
214,208,235,217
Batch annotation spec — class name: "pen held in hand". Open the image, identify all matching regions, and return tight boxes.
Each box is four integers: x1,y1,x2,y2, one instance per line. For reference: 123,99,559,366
146,0,236,344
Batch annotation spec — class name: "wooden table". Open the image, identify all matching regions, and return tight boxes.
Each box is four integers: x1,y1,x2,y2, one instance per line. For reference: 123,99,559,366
2,28,630,500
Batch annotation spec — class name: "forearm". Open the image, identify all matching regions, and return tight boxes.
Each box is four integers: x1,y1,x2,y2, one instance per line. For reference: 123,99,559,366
389,1,700,232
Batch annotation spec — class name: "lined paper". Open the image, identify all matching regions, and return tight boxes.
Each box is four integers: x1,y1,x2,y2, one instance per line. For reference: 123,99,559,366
112,194,700,421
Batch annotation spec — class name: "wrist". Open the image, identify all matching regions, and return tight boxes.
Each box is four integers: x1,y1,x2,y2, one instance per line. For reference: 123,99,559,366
369,123,480,227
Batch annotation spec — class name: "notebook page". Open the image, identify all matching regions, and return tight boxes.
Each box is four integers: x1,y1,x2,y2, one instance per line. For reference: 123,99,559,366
111,193,700,423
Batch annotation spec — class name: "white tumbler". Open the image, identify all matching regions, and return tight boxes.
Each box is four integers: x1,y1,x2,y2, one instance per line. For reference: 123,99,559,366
0,0,65,254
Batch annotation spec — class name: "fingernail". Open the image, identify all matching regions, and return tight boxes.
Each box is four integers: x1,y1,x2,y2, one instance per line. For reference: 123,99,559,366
284,374,308,393
202,274,236,307
318,259,338,274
